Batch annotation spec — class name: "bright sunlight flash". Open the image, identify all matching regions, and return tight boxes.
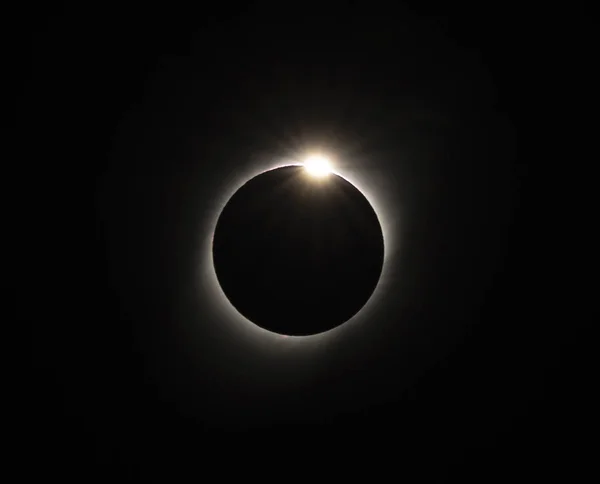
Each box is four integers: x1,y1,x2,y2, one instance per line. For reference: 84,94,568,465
304,155,332,177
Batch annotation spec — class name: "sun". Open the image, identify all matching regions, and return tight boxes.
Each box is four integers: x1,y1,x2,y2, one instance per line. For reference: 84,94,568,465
303,155,332,177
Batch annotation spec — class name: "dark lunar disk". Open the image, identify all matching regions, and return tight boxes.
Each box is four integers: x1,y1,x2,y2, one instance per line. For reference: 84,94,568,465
212,165,384,336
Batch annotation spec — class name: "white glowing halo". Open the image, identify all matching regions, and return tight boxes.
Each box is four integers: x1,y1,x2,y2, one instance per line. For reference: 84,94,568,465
303,155,333,177
199,155,398,343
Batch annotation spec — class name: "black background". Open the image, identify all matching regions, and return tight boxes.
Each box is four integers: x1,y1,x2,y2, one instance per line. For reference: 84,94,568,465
22,2,589,480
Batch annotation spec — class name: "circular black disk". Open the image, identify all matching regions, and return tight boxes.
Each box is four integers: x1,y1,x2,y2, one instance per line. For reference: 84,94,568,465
212,165,384,336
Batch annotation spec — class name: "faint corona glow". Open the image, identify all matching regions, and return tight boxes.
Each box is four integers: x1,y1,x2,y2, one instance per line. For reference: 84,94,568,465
304,155,332,177
198,151,399,347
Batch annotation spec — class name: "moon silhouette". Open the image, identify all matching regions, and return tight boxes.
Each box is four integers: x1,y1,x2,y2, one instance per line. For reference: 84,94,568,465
212,165,384,336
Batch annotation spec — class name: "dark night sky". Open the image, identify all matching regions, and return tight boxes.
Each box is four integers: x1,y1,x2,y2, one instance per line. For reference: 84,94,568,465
22,3,590,481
